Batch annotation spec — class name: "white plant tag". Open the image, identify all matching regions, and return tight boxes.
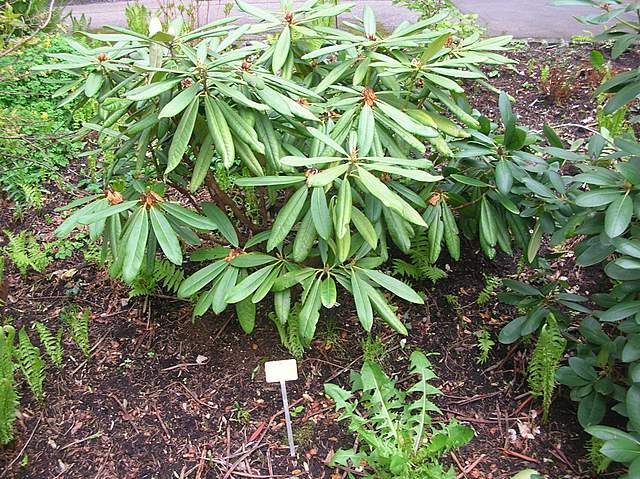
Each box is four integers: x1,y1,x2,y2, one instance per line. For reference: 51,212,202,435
265,359,298,383
264,359,298,456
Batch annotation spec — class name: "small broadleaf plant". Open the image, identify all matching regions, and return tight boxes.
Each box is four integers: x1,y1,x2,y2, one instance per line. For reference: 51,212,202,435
324,350,474,478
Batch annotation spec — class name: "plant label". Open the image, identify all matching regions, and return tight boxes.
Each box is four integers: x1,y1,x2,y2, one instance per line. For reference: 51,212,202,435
265,359,298,383
264,359,298,456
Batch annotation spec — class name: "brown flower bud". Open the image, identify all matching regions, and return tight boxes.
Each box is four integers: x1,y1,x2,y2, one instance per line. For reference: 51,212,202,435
105,189,123,205
96,53,108,63
362,87,377,107
181,78,194,89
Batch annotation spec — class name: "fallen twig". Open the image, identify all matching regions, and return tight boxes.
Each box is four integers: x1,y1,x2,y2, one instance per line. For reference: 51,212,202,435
0,416,42,478
499,448,541,464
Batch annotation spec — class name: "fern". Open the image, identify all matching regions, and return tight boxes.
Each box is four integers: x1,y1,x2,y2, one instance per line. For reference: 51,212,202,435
475,329,495,365
19,184,44,209
270,305,305,360
62,307,90,357
527,314,566,422
129,260,184,297
35,322,64,370
393,232,448,284
0,326,18,446
2,230,50,276
476,275,502,306
15,328,45,402
587,436,611,474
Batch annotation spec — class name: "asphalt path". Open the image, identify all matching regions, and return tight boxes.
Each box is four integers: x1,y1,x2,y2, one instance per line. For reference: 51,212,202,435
63,0,600,39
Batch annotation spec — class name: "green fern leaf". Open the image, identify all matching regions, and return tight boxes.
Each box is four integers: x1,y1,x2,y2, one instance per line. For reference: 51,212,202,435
35,322,64,370
527,314,566,422
16,328,45,402
63,307,90,357
0,326,18,445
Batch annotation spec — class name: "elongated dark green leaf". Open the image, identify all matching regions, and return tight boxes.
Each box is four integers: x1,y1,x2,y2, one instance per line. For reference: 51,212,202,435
159,85,199,118
273,268,316,291
77,200,138,224
122,207,149,283
357,166,426,227
351,206,377,248
204,96,235,168
311,187,332,240
225,264,276,303
320,276,337,308
527,220,543,263
351,271,373,331
605,194,632,238
267,187,308,251
363,269,423,303
368,286,408,335
178,260,226,298
335,178,352,238
235,176,305,187
149,206,182,265
202,202,239,246
127,79,181,101
479,197,497,246
236,297,256,333
160,202,217,230
272,25,290,73
211,266,239,314
299,279,321,345
358,105,375,156
166,96,199,174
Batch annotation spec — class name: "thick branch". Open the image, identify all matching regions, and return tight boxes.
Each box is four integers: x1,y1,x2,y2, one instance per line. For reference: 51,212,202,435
204,172,260,241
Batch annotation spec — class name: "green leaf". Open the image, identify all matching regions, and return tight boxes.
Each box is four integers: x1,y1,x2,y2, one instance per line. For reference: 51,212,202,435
202,202,239,247
149,207,182,265
605,194,633,238
335,178,352,238
210,266,239,314
495,159,513,194
357,166,426,227
598,301,640,322
358,105,375,156
178,260,226,298
160,202,217,230
126,79,181,101
575,189,622,207
204,96,235,168
235,176,305,187
236,297,256,333
272,25,290,73
351,271,373,331
577,392,606,428
307,164,350,187
159,85,199,118
479,197,497,246
77,200,138,224
351,206,377,249
122,208,149,283
229,253,277,268
225,264,276,303
311,187,332,240
320,276,337,308
450,174,490,188
299,279,321,345
527,220,543,263
600,438,640,463
267,187,308,250
166,96,199,175
363,269,423,304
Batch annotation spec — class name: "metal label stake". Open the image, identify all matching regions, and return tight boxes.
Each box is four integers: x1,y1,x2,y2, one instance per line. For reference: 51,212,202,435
265,359,298,457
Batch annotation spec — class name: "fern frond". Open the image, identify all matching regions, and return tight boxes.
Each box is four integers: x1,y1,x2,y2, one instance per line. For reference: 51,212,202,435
19,184,43,209
587,436,611,473
475,329,495,365
393,232,448,284
527,314,566,422
35,322,64,369
476,275,502,306
154,260,184,293
0,326,17,446
63,308,90,357
2,230,50,276
16,328,45,402
270,305,304,360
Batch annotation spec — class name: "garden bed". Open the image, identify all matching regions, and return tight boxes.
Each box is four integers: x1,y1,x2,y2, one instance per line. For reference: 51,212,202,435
0,40,637,479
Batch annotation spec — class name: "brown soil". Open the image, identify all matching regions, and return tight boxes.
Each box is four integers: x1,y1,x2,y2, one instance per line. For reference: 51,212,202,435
1,41,634,479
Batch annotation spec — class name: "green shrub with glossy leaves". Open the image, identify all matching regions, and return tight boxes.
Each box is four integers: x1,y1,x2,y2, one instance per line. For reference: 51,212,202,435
42,1,514,348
